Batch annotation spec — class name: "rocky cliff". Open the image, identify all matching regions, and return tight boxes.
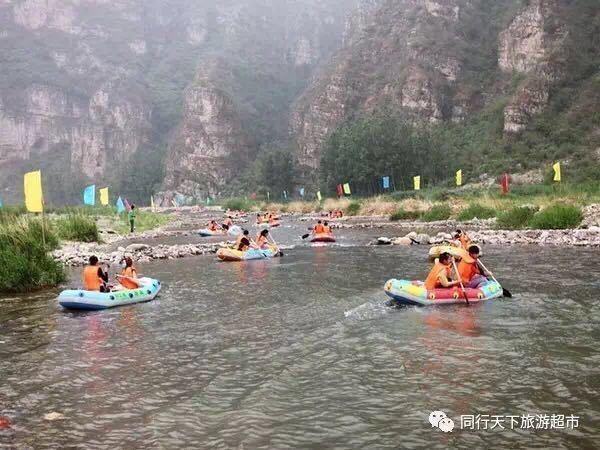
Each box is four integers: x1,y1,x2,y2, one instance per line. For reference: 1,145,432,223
292,0,599,173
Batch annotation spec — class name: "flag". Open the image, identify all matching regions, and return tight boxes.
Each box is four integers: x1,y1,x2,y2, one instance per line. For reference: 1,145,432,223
283,190,287,200
99,187,109,206
456,169,462,186
317,191,322,201
382,176,390,189
413,176,421,191
500,173,510,194
171,199,178,207
299,187,305,197
553,162,561,182
83,185,95,206
124,198,131,211
0,196,3,208
336,184,343,197
206,197,210,205
343,183,351,195
150,195,155,211
24,170,43,212
116,196,125,213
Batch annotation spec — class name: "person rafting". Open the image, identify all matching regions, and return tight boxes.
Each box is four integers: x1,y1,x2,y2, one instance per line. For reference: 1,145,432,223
256,213,264,225
83,256,110,292
322,221,332,234
424,253,460,290
208,220,221,232
223,217,233,228
128,204,136,233
117,257,140,289
235,229,251,251
457,245,489,288
455,229,471,250
255,229,270,249
313,220,325,234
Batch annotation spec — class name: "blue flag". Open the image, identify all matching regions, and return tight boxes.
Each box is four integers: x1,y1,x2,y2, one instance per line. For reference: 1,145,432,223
0,196,3,208
382,176,390,189
283,190,287,199
299,187,305,197
116,196,125,213
83,185,96,206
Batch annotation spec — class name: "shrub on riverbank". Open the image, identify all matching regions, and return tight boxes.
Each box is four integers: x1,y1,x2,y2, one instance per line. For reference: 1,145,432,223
528,204,583,229
223,198,254,212
0,217,65,293
390,208,420,221
55,214,99,242
457,203,497,221
346,201,361,216
496,206,538,229
421,204,452,222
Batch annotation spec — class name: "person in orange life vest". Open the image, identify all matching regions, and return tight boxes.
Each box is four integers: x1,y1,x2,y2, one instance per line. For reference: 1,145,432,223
454,229,471,250
207,220,221,232
255,229,270,249
313,220,325,234
424,252,460,291
235,229,251,251
83,255,110,292
322,221,332,233
457,245,489,288
118,256,140,289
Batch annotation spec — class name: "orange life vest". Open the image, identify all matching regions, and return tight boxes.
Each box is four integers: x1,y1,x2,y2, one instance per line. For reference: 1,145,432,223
83,265,103,291
322,226,331,233
424,262,451,291
314,224,325,233
120,266,139,289
458,259,480,283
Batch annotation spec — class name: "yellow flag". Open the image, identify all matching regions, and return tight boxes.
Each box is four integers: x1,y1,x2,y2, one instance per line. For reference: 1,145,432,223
150,195,155,211
317,191,322,201
24,170,43,212
99,187,109,206
456,169,462,186
413,175,421,191
553,162,561,182
343,183,351,195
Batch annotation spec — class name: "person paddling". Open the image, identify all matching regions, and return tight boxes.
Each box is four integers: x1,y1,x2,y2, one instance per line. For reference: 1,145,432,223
235,229,252,251
208,220,221,232
424,253,460,290
313,220,325,234
457,245,489,288
455,229,471,250
255,229,270,249
83,256,110,292
117,256,140,289
322,221,332,234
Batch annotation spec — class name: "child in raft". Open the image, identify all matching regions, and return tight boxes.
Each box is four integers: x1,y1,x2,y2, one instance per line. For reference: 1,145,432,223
83,256,110,292
424,253,461,290
234,229,252,251
458,245,490,288
207,220,221,232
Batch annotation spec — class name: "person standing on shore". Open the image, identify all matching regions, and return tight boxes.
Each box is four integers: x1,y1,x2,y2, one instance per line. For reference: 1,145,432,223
128,204,136,233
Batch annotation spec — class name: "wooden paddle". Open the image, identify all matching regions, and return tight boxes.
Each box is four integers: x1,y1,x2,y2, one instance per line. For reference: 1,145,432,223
451,259,470,306
477,260,512,298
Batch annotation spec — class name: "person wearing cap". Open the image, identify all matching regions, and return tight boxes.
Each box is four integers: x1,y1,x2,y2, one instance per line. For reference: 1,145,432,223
457,244,489,288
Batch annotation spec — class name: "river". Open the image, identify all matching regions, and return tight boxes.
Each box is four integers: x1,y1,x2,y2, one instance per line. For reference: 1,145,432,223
1,221,599,448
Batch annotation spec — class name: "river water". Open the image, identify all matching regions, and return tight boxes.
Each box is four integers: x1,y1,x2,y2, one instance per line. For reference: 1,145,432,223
1,221,599,448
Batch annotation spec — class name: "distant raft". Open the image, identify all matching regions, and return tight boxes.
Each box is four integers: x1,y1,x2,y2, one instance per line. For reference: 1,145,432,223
199,226,242,237
58,277,161,310
384,278,502,306
216,245,280,262
310,232,336,243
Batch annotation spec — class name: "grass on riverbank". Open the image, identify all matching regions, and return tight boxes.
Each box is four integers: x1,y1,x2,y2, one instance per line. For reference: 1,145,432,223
54,214,99,242
114,210,172,234
0,217,65,293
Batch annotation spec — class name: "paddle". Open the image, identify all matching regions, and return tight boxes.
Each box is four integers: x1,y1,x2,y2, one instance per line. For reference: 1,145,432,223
451,258,470,306
268,234,284,257
302,233,310,239
477,260,512,298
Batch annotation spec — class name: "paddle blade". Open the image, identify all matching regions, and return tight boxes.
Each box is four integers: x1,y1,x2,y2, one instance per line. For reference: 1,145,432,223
302,234,309,239
503,288,513,298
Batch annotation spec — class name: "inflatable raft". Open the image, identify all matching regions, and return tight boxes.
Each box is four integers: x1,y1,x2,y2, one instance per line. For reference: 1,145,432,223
199,226,242,237
58,277,161,310
311,232,336,243
384,278,502,306
217,245,280,262
428,244,481,261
